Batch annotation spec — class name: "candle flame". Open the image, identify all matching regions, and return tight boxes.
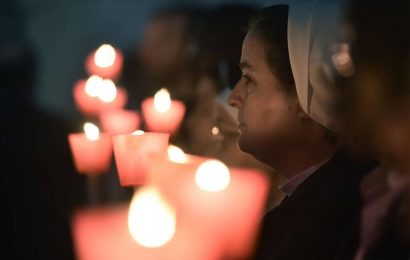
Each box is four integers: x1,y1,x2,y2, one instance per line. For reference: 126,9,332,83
195,159,230,192
132,130,145,136
154,88,171,112
85,75,104,97
128,187,176,248
98,79,117,102
94,44,116,68
84,122,100,141
167,145,187,163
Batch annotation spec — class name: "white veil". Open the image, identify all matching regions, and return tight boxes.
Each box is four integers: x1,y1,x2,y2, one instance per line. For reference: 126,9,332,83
288,0,345,131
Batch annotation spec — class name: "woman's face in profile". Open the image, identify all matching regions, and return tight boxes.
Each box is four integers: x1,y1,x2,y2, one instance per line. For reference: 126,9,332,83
228,33,300,160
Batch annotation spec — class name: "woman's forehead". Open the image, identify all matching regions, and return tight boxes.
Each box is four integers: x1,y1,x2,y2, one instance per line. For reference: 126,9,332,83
240,34,270,71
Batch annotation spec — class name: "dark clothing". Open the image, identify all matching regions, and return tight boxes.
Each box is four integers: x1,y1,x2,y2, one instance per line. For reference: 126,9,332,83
363,186,410,260
254,150,375,260
0,104,87,260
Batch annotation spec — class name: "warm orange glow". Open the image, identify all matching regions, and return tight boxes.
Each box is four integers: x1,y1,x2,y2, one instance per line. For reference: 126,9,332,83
83,122,100,141
84,75,103,97
167,145,187,163
99,79,117,102
94,44,116,68
195,160,230,192
154,88,171,112
128,187,176,248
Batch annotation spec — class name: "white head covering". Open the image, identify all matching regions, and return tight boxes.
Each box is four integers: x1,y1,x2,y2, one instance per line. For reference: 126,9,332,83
288,1,344,131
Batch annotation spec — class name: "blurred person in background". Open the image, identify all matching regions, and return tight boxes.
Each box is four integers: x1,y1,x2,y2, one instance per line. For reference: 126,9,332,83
120,4,204,149
0,1,86,259
228,4,376,259
334,0,410,258
132,4,204,106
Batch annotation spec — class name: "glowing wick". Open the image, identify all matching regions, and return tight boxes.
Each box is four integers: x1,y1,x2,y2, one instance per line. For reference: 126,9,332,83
132,130,145,136
128,187,176,248
195,159,230,192
94,44,116,68
167,145,187,163
84,122,100,141
98,79,117,103
84,75,103,97
154,88,171,113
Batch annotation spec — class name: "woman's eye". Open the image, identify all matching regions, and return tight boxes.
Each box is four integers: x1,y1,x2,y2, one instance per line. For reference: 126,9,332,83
242,75,252,84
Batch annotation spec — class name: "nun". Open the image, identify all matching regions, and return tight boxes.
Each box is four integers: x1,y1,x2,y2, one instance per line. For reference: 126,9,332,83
228,3,376,259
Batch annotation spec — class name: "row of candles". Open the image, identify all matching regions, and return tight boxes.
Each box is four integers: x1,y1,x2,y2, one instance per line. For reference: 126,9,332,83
67,44,270,259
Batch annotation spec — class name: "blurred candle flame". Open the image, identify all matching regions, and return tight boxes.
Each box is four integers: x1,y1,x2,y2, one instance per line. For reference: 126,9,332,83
154,88,171,112
132,130,145,136
98,79,117,103
84,122,100,141
167,145,187,163
85,75,103,97
128,187,176,248
94,44,116,68
195,159,230,192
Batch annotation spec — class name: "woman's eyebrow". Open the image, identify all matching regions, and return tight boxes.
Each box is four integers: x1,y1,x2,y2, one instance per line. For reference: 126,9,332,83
239,60,252,70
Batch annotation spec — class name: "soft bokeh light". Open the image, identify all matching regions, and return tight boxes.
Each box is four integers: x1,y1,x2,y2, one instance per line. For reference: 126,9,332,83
211,126,220,136
331,43,355,77
99,79,117,102
85,75,103,97
83,122,100,141
154,88,171,112
128,187,176,248
167,145,187,163
195,160,230,192
94,44,116,68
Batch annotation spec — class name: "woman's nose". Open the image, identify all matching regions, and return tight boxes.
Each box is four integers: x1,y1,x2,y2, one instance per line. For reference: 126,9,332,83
228,81,244,109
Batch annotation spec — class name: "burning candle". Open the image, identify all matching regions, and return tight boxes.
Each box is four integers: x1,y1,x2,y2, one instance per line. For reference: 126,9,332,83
128,186,176,248
73,76,128,116
85,44,123,79
99,109,140,135
98,81,128,113
112,131,169,186
141,88,185,135
71,203,222,260
73,76,103,116
147,155,270,259
68,122,113,174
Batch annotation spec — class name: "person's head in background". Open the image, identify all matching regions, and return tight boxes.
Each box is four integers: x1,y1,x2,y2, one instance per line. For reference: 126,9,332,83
137,4,203,103
338,0,410,177
228,4,339,177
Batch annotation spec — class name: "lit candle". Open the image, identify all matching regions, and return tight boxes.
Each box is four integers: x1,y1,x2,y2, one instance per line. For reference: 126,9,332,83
85,44,123,79
128,186,176,248
71,203,222,260
147,155,270,259
112,131,169,186
73,76,128,116
99,109,140,135
141,88,185,135
68,122,113,174
73,76,103,116
98,80,128,113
